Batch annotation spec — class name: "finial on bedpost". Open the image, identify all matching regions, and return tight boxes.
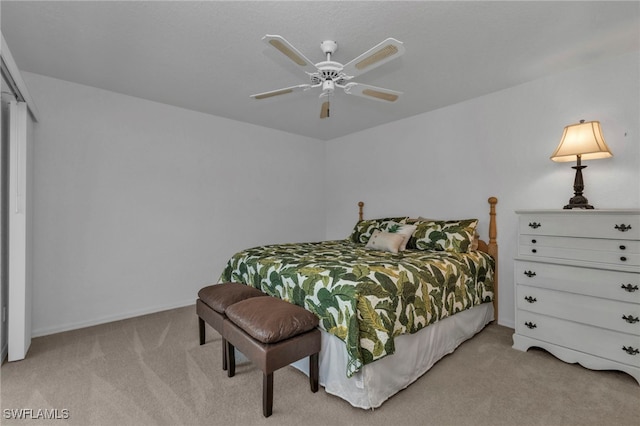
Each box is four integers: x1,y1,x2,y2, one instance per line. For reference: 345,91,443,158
487,197,498,324
358,201,364,222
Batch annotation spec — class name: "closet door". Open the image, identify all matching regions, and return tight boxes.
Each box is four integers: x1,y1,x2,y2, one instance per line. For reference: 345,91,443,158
7,99,31,361
2,35,38,362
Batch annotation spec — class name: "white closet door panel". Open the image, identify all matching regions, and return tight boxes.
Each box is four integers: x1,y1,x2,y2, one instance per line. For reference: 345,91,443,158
8,100,31,361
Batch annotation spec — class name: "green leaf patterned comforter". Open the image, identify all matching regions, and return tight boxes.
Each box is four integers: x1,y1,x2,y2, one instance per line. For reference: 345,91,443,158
219,240,494,377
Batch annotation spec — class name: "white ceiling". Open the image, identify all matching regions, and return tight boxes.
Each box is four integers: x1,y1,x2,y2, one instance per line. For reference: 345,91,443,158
2,1,639,141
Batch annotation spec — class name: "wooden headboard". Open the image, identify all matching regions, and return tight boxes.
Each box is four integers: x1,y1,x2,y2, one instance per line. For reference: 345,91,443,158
357,197,499,322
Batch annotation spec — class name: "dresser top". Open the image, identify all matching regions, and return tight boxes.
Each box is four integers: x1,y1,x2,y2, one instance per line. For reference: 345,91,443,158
516,209,640,215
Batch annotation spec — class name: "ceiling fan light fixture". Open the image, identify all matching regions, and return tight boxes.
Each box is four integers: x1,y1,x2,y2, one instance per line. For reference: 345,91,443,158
356,44,399,70
269,39,307,66
322,79,335,94
362,89,398,102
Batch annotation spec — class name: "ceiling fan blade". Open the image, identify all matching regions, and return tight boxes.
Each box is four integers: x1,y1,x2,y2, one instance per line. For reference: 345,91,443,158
344,83,402,102
342,38,405,78
320,100,330,119
262,35,317,73
250,84,311,100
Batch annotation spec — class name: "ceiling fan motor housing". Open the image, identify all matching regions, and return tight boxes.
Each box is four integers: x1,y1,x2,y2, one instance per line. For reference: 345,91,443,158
309,64,347,92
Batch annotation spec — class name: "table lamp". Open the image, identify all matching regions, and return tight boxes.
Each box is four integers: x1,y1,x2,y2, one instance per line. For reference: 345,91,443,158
550,120,613,209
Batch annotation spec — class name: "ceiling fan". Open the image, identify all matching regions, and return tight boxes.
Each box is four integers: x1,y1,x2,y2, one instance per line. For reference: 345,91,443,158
250,35,406,119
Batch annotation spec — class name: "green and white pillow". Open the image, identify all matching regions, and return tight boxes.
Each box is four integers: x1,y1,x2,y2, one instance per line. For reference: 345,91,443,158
349,217,409,244
409,219,478,253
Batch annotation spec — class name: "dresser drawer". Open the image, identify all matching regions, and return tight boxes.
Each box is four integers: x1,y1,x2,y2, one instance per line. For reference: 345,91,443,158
515,260,640,303
517,285,640,335
516,312,640,368
518,236,640,266
519,213,640,240
519,235,640,254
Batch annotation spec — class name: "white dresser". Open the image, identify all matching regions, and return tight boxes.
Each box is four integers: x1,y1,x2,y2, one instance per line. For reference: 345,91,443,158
513,209,640,384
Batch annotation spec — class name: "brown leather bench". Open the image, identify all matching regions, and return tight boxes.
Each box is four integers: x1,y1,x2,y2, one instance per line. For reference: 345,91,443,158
196,282,265,370
223,296,321,417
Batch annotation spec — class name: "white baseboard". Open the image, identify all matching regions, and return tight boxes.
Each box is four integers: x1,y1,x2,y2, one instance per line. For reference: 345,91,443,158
31,299,196,338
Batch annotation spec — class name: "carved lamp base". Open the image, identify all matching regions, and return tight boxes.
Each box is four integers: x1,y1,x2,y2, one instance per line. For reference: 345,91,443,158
564,195,594,210
563,158,594,210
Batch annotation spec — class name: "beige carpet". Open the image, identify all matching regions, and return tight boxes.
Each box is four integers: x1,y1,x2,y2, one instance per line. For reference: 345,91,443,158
1,305,638,426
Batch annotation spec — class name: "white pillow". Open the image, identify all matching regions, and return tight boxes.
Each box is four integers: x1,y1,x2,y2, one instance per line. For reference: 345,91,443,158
382,222,417,251
365,230,405,254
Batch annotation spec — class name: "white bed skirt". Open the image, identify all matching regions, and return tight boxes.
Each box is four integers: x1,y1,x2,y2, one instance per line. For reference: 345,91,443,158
291,303,494,409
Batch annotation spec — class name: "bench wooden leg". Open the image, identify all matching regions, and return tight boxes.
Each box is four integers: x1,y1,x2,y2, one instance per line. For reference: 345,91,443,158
226,342,236,378
198,317,205,345
309,353,319,393
263,372,273,417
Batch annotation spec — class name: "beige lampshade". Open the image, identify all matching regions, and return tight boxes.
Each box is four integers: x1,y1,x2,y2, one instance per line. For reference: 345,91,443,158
550,120,613,162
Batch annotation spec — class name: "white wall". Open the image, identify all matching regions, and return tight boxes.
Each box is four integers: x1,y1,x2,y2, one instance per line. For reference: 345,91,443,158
21,51,640,335
325,51,640,328
24,72,326,336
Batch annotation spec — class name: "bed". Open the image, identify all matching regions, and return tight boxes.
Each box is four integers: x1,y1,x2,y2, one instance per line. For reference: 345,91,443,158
218,197,498,409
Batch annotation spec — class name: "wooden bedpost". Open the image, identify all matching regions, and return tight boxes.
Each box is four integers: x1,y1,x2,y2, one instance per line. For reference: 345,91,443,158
487,197,498,324
358,201,364,222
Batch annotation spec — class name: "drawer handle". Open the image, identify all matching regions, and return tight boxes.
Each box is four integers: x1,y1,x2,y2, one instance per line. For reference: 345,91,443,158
615,224,632,232
524,321,537,329
620,256,627,262
528,222,541,229
622,315,639,324
531,249,537,254
524,296,537,303
531,239,537,244
524,271,537,278
619,245,626,250
622,346,639,355
621,284,639,292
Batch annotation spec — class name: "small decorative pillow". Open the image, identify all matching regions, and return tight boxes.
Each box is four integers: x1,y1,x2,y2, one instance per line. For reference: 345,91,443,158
409,219,479,253
380,221,418,251
365,230,405,254
349,217,409,243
